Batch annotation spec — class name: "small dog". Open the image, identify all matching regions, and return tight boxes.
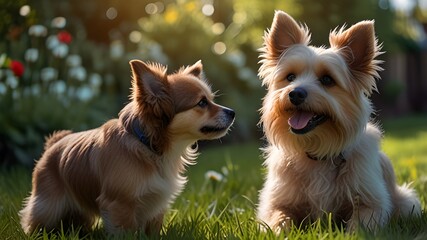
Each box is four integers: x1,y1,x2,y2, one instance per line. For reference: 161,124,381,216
20,60,235,234
257,11,421,232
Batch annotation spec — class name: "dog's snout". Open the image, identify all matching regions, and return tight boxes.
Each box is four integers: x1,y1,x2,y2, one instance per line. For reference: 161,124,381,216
223,107,235,119
289,87,307,106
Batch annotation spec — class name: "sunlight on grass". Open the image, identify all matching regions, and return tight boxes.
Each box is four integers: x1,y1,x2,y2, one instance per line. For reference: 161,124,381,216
1,115,426,239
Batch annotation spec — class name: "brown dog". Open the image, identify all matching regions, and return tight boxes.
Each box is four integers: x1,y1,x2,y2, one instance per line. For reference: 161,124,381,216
20,60,235,234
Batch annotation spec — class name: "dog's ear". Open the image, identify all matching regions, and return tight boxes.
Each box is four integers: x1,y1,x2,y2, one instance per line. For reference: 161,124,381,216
264,10,311,59
184,60,203,78
129,60,169,98
329,21,383,95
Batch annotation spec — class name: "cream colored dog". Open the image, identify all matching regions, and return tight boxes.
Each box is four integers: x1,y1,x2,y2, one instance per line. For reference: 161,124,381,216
257,11,421,232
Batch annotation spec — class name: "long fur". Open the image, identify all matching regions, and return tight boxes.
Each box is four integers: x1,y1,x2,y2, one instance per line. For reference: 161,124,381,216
19,60,235,234
257,11,421,233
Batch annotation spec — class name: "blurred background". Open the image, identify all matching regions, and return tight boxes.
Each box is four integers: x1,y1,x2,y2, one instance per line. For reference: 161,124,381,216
1,0,426,167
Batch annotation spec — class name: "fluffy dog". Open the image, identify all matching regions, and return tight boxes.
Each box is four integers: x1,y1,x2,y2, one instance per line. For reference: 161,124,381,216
20,60,235,234
257,11,421,232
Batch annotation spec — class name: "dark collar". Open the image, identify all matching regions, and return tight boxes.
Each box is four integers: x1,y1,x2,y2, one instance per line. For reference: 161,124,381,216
132,119,156,153
306,152,346,166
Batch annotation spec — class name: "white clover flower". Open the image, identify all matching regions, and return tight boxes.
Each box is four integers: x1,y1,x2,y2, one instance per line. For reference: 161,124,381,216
46,35,60,50
40,67,58,82
6,72,19,89
66,54,82,67
205,170,224,182
51,17,66,29
28,25,47,37
76,85,93,101
49,80,66,94
25,48,39,62
89,73,102,87
0,82,7,95
52,44,69,58
69,66,87,82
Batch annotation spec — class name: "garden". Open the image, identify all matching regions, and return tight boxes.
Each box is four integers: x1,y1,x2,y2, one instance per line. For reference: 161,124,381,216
1,0,426,239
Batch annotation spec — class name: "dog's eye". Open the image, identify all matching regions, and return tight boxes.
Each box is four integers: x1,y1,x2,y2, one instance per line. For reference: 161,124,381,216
197,97,209,108
286,74,296,82
319,75,335,87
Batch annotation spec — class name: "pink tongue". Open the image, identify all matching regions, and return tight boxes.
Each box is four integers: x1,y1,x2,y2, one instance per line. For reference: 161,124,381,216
288,111,314,130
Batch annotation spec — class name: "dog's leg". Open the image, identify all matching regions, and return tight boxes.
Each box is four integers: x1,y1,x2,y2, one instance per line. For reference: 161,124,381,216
20,162,71,234
98,195,139,233
144,212,164,235
19,190,70,234
347,191,393,232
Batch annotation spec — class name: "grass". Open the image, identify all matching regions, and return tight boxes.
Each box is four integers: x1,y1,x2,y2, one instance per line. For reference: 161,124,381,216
1,114,427,239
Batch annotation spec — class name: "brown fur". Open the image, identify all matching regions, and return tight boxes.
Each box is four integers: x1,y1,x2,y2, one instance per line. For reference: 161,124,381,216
20,60,235,234
257,11,421,233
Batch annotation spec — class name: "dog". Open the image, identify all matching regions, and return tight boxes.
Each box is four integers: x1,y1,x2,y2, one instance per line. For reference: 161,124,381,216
19,60,235,234
257,11,421,232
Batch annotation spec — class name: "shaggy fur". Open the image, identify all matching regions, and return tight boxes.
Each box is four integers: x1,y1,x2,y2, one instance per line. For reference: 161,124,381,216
20,60,235,234
257,11,421,232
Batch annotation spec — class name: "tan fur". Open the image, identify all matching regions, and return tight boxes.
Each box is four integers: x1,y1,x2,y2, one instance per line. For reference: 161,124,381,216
20,60,235,234
257,11,421,233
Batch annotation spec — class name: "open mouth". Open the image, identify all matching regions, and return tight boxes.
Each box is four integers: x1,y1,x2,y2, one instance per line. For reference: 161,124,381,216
200,126,228,134
288,110,328,134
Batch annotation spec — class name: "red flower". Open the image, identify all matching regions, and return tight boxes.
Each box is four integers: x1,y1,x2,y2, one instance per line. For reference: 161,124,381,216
10,60,25,77
57,30,72,44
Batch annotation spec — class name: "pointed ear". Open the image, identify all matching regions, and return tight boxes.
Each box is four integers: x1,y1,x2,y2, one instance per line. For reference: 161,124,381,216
184,60,203,78
264,10,311,59
329,21,382,95
129,60,168,98
329,20,380,73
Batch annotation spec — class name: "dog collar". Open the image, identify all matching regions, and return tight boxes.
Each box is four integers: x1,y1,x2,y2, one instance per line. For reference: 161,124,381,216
132,119,156,153
306,152,346,166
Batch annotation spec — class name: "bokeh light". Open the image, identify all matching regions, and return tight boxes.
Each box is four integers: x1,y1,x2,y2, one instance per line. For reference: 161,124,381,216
106,7,118,20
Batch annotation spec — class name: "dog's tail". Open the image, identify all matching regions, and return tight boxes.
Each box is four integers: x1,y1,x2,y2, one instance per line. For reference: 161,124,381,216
394,183,422,217
44,130,72,151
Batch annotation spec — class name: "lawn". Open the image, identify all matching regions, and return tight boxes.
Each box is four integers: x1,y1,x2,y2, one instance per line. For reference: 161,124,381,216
1,115,426,239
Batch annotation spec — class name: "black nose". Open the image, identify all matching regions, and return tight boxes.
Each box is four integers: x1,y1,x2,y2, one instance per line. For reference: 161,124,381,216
223,108,235,119
289,87,307,106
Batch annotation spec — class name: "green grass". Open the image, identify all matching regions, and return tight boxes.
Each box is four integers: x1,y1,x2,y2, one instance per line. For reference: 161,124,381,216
1,115,427,239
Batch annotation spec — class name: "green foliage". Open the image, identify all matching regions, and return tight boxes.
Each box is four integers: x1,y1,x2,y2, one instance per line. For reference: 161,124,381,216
1,115,426,239
0,16,120,166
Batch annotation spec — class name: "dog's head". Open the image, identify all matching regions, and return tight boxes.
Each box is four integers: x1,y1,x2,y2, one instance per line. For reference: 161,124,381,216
259,11,382,159
126,60,235,153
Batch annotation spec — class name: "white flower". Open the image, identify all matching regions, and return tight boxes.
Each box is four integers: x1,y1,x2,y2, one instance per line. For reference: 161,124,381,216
52,44,69,58
66,54,82,67
51,17,66,29
50,80,66,94
40,67,58,82
28,25,47,37
89,73,102,87
46,35,60,50
25,48,39,62
76,85,93,101
205,170,224,182
0,82,7,95
6,71,18,89
69,66,87,81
